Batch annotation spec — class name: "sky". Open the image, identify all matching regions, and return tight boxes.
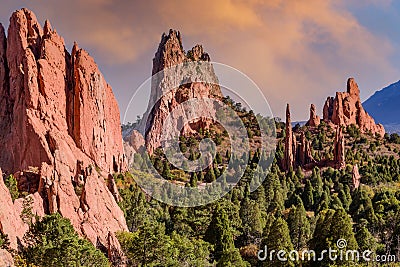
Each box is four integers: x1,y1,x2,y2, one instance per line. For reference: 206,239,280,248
0,0,400,121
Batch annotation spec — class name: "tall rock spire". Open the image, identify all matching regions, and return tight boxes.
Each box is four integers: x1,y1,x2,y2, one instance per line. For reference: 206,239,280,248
138,29,222,154
334,126,346,169
352,164,361,190
305,103,320,127
283,104,295,171
297,131,315,166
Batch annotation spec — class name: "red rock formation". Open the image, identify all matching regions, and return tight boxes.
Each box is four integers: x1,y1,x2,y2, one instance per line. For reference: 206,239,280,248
306,104,320,127
352,164,361,190
0,169,27,249
333,126,346,169
297,131,316,166
323,78,385,137
139,30,222,154
283,104,295,171
323,97,334,122
0,8,127,259
127,129,145,152
0,249,14,267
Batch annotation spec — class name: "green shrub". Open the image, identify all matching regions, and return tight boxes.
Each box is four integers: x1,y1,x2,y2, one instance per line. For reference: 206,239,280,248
22,213,110,267
4,174,19,201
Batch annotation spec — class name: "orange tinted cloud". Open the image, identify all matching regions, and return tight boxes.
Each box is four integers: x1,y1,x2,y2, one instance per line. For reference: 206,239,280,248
1,0,397,119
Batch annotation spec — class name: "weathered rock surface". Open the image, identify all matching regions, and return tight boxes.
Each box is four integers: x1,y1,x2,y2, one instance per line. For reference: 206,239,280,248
0,249,14,267
0,169,27,249
127,129,145,152
334,126,346,169
137,29,223,154
305,104,320,127
282,104,316,171
0,8,127,259
283,104,295,171
352,164,361,190
323,78,385,137
297,131,315,166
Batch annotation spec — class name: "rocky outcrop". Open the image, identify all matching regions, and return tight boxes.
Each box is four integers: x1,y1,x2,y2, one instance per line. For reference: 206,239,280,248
127,130,145,152
333,126,346,169
0,169,27,249
282,104,316,171
0,8,127,259
323,78,385,137
297,131,315,166
305,104,320,127
352,164,361,190
283,104,295,171
138,29,223,154
0,249,14,267
323,97,334,122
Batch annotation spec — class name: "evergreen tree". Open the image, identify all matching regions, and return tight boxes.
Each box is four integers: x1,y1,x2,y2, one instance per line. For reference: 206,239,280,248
355,226,377,252
329,208,358,250
205,166,216,183
302,180,314,210
262,217,295,267
205,204,246,266
162,161,172,180
4,174,19,201
23,213,109,267
239,198,263,245
287,203,310,251
190,172,198,187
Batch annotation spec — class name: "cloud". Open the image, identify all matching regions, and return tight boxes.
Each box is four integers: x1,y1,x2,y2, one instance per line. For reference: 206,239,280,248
0,0,398,120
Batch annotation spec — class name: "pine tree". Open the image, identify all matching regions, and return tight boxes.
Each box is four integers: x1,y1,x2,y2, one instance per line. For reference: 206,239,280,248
309,209,336,266
262,216,295,267
329,208,358,249
23,213,109,267
287,202,310,251
302,180,314,210
4,174,19,201
355,226,377,252
205,204,247,265
190,172,198,187
162,161,172,180
311,167,323,203
199,171,204,182
239,198,263,245
205,166,216,183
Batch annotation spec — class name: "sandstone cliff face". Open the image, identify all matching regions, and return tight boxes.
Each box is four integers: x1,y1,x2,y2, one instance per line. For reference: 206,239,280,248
0,8,127,258
138,30,223,154
323,78,385,137
0,169,27,249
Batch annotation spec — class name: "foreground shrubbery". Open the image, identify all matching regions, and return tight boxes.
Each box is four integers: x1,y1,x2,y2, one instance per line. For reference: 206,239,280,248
16,213,110,267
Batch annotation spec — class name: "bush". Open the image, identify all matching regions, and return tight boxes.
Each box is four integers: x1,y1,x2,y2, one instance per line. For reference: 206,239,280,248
347,124,360,139
4,174,19,201
389,133,400,144
22,213,110,267
0,232,9,250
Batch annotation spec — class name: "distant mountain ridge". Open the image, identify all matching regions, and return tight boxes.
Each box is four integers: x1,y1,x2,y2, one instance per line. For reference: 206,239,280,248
363,80,400,133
